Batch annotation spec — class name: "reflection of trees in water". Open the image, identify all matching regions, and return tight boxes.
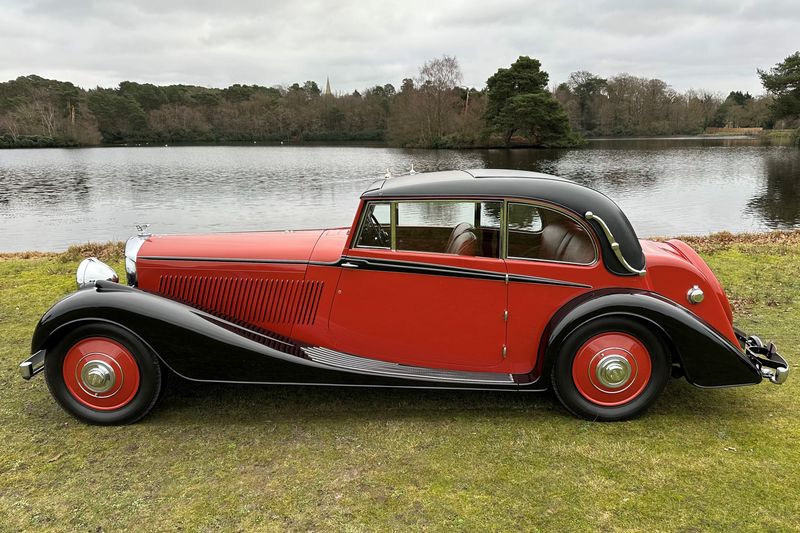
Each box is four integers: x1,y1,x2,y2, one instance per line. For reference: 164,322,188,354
396,149,484,173
746,152,800,229
482,202,503,227
478,147,566,174
474,145,662,194
398,201,474,226
398,200,507,228
507,203,543,231
0,167,91,207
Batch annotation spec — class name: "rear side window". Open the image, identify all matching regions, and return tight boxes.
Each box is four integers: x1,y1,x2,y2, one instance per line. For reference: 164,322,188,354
396,200,502,258
507,203,595,264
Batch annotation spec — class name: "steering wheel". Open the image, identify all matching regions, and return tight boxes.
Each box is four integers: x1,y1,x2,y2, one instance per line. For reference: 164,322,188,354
367,213,390,247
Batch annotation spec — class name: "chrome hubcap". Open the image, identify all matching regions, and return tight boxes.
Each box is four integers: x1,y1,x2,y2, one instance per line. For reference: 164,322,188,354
595,354,632,388
80,360,116,394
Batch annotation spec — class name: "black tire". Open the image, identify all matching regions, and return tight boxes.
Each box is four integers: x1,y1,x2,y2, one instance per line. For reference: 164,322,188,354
551,317,670,421
44,323,163,425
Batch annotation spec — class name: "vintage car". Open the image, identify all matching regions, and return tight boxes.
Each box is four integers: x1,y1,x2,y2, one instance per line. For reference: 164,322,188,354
20,169,789,424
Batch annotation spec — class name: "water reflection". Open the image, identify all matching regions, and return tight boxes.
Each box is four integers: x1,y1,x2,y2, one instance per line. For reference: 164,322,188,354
0,140,798,251
746,149,800,228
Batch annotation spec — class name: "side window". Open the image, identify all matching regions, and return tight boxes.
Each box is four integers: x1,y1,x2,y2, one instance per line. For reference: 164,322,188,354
355,202,392,249
507,203,595,264
396,201,502,258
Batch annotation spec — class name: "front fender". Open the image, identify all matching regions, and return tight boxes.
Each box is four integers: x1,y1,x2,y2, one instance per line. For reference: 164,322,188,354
541,289,761,388
30,281,345,383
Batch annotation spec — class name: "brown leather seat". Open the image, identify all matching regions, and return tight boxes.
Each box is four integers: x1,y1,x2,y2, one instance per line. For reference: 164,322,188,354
445,222,474,252
539,221,595,263
446,229,478,256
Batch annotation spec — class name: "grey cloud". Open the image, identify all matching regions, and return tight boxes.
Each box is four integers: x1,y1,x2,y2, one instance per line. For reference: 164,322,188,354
1,0,798,94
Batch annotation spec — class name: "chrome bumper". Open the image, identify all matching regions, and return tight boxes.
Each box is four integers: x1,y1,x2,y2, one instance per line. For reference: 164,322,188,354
735,329,789,385
19,349,45,380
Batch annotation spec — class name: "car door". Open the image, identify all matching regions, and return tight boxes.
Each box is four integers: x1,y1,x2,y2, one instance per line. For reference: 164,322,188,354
503,201,602,375
328,199,509,371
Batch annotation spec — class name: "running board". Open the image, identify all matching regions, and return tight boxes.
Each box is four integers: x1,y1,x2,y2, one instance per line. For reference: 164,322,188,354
302,346,515,385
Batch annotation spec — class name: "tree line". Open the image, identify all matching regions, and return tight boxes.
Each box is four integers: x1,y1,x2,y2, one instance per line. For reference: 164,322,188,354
1,51,798,149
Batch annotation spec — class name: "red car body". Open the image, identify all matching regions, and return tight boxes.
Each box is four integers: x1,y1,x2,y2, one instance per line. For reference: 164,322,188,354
21,169,789,424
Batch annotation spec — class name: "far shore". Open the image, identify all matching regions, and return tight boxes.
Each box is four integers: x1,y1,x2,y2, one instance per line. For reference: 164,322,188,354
0,131,796,150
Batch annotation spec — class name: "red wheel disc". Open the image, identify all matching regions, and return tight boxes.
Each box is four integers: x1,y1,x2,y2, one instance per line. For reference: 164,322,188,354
571,332,652,407
62,337,141,410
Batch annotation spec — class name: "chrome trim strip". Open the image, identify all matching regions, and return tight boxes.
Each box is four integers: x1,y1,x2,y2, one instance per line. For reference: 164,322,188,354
138,256,312,264
584,211,646,276
138,255,340,267
141,253,591,288
303,346,515,385
341,255,591,289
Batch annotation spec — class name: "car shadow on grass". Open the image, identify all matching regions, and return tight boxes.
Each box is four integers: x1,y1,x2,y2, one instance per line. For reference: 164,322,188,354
141,373,766,427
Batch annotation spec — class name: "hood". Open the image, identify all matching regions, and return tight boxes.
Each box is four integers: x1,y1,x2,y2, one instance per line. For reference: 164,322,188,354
129,229,342,339
137,229,326,263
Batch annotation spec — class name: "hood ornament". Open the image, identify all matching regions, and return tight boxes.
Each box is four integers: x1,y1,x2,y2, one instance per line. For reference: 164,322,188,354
135,224,151,237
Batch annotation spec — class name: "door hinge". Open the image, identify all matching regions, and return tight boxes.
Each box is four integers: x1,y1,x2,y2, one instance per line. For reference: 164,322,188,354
502,345,507,358
503,309,508,321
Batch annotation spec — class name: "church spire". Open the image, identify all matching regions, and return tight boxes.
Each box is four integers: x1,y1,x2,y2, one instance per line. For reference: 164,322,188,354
324,76,332,96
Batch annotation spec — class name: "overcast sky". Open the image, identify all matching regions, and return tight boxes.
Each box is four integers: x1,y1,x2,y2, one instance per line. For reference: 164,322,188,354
1,0,798,95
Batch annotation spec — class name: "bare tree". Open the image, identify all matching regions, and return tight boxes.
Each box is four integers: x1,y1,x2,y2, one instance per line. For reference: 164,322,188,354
30,88,58,138
0,113,21,142
416,55,463,144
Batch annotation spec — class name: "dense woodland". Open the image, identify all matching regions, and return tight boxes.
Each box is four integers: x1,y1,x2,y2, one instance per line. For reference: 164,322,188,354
1,52,798,149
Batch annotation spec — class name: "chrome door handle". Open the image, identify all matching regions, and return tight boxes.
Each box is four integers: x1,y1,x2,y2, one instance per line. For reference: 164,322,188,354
341,261,359,268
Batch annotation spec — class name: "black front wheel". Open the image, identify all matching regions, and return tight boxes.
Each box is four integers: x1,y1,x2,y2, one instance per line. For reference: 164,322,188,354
44,323,163,425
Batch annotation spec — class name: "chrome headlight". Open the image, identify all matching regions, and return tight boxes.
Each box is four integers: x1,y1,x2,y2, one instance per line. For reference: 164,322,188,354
77,258,119,288
125,234,148,287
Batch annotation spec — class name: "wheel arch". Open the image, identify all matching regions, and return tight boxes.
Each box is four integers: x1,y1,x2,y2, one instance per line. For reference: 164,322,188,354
538,289,761,388
36,315,169,371
539,311,677,384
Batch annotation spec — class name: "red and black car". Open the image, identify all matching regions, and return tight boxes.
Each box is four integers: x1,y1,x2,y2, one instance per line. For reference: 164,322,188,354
20,169,789,424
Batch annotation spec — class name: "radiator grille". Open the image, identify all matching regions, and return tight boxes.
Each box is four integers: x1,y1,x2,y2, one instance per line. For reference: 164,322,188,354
157,275,323,326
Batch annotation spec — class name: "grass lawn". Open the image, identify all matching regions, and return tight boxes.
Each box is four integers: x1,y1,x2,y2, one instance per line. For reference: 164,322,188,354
1,234,798,531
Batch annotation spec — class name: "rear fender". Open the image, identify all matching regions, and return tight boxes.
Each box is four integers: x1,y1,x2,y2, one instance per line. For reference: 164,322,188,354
540,289,761,388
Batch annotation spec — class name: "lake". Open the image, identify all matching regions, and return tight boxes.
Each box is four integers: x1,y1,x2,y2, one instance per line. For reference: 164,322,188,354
1,138,798,252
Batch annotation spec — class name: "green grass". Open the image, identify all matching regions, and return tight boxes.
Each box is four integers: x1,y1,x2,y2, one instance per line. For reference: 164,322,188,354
1,236,799,531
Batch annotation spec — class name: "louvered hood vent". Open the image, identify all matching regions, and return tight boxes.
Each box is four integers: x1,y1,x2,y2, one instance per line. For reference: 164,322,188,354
157,275,323,327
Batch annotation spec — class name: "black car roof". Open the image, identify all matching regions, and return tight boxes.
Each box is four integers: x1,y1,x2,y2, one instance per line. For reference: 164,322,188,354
361,169,644,276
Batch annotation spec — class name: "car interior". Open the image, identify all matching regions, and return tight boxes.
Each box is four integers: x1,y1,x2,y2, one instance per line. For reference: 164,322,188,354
358,201,595,264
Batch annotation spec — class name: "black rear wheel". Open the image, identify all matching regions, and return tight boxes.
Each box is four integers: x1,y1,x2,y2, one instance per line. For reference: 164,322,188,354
551,317,670,421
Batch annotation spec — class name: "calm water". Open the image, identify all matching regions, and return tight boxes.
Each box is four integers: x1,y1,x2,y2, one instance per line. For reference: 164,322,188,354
0,138,798,252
